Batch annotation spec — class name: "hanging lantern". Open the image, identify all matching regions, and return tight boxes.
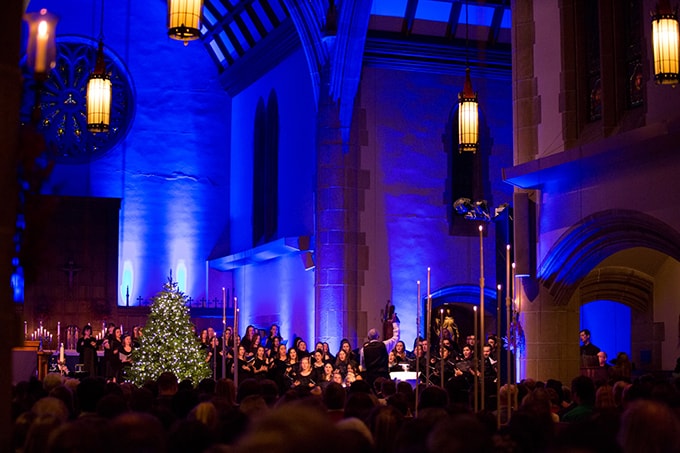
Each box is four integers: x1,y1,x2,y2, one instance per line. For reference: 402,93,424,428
168,0,204,45
87,40,112,133
23,9,59,78
652,0,680,85
458,68,479,153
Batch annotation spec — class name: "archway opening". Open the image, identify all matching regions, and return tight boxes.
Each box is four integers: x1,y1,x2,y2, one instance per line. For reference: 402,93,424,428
580,300,631,363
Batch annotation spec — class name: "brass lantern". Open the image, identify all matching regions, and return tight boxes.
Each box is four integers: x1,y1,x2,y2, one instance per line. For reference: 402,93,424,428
23,8,59,78
652,0,680,85
458,68,479,153
168,0,204,45
86,40,112,133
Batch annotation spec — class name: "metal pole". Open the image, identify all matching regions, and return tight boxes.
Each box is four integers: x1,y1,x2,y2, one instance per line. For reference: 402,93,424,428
426,267,432,386
440,308,444,388
221,288,227,379
479,225,485,410
506,246,512,421
233,296,239,390
496,284,502,428
415,280,421,417
473,305,478,412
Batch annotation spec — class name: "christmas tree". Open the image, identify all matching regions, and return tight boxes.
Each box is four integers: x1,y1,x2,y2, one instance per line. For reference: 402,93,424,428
128,275,210,386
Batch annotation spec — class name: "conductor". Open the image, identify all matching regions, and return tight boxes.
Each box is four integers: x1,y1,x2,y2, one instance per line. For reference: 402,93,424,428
360,311,400,389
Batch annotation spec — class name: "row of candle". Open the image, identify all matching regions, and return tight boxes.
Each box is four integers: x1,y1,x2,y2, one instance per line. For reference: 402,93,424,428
24,321,109,344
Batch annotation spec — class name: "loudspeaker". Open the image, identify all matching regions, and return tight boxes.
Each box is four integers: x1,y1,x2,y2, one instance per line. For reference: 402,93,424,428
301,251,315,271
513,192,535,278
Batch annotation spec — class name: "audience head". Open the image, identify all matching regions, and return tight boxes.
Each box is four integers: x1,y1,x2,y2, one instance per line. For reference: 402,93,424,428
42,373,63,394
617,399,680,453
157,372,179,396
418,385,448,411
215,378,236,405
367,405,403,453
235,404,343,453
595,384,615,410
323,382,346,410
76,376,106,413
108,412,166,453
428,413,493,453
32,396,69,424
571,375,596,406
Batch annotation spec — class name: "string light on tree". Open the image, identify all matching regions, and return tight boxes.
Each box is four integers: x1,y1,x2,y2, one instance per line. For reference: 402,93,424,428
128,274,210,386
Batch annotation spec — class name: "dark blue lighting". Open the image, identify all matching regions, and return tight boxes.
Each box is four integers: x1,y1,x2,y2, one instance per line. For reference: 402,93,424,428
581,300,631,361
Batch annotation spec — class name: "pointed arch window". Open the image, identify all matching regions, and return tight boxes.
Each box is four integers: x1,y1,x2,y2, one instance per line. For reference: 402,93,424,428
252,90,279,246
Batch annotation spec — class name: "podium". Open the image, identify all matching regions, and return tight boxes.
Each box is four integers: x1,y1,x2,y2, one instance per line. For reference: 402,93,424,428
37,351,53,381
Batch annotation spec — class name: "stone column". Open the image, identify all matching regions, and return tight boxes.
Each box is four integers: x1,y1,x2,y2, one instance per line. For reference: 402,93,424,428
521,286,580,384
315,67,367,351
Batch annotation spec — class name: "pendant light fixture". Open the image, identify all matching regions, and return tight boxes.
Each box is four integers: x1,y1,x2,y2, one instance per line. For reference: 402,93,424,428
23,8,59,79
87,0,112,133
458,0,479,153
652,0,679,85
168,0,204,45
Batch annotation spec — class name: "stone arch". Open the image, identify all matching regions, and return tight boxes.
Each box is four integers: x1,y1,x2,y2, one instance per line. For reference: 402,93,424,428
430,284,498,312
423,284,499,348
539,210,680,306
579,266,653,313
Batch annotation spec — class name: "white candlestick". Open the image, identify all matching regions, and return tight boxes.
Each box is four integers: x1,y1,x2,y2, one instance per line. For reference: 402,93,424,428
57,322,61,341
60,343,65,362
479,224,485,409
426,267,432,385
222,287,226,328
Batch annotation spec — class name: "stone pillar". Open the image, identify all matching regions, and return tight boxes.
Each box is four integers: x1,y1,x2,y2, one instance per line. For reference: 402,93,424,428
521,285,580,384
315,68,367,351
0,1,23,449
511,0,538,165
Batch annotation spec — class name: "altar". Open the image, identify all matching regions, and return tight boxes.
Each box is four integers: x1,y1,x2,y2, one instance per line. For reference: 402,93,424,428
12,347,104,384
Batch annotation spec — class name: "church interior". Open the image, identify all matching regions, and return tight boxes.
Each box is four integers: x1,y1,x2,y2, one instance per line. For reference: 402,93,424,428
2,0,680,441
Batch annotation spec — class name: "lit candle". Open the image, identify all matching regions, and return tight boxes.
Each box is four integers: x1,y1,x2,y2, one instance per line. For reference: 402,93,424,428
57,321,61,341
34,19,49,73
427,267,431,299
416,280,421,323
24,321,27,338
222,287,226,328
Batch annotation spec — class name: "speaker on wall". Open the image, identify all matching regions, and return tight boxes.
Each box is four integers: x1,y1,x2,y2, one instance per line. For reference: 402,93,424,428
513,191,536,278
